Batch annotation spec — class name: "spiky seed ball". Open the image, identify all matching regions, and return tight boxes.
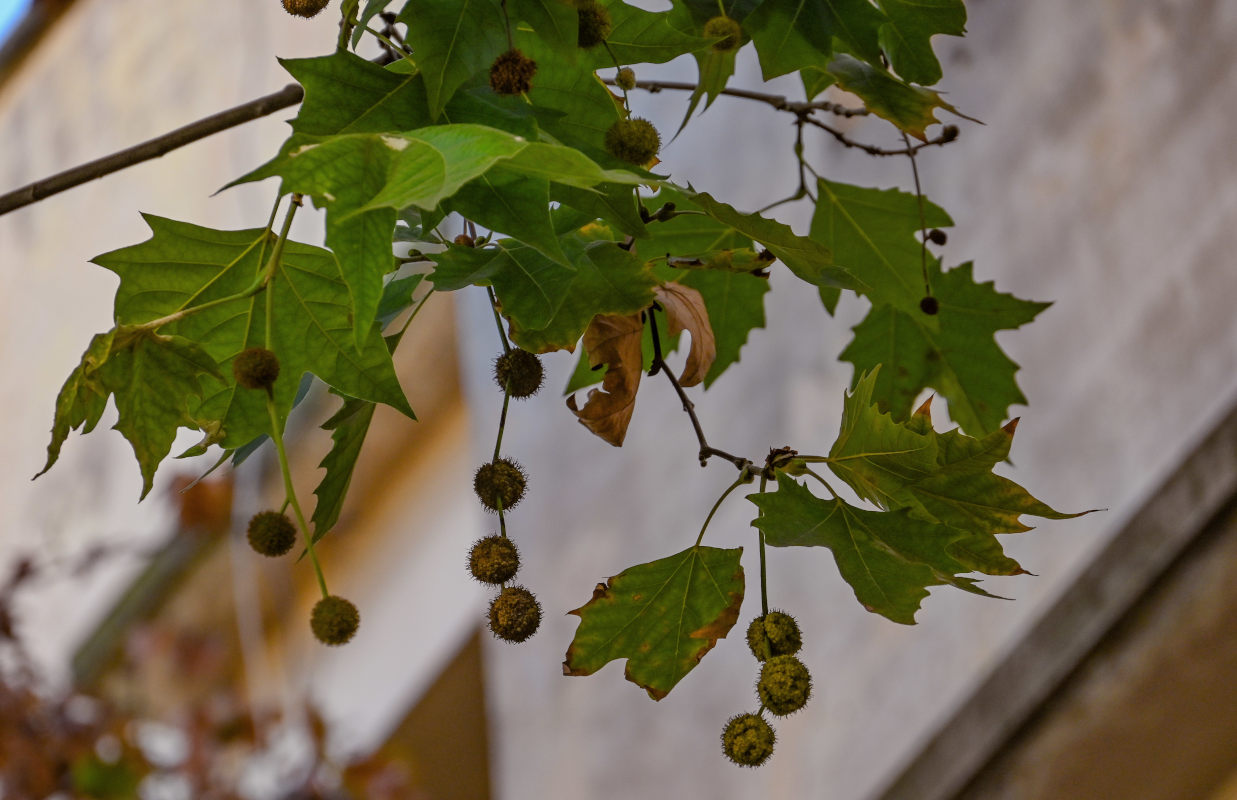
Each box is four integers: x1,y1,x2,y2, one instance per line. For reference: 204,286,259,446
488,586,541,642
577,2,612,48
721,713,775,767
247,511,297,558
310,595,360,646
616,67,637,91
919,296,940,315
473,458,527,512
282,0,330,18
604,118,660,166
494,349,544,398
927,228,948,246
233,347,280,391
757,655,812,716
704,15,743,52
746,611,803,662
489,48,537,96
941,124,960,142
469,535,520,584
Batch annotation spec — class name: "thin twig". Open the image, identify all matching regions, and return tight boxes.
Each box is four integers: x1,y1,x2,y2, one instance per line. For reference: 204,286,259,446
805,117,958,157
603,78,868,117
0,84,304,216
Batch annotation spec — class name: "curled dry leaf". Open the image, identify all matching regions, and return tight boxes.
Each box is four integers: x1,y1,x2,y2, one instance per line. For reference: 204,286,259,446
654,282,716,387
567,313,644,446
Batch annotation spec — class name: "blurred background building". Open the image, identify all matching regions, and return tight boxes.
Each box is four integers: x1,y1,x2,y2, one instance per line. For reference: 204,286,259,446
1,0,1236,798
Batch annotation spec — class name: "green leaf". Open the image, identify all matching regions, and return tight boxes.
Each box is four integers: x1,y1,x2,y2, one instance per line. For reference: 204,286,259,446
351,0,398,47
874,0,966,86
517,29,624,155
841,261,1050,435
563,545,744,699
312,395,377,541
508,0,578,49
686,189,864,291
92,216,412,453
282,51,432,135
40,329,223,498
811,178,951,311
432,236,658,352
749,473,1002,623
826,53,963,139
397,0,508,119
827,372,1091,536
591,0,712,66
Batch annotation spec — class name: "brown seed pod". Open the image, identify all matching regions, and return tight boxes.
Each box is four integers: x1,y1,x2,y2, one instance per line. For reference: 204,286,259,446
489,48,537,96
247,511,297,558
310,595,360,646
473,458,528,513
232,347,280,391
469,535,521,584
577,2,612,48
488,585,542,642
282,0,331,18
721,712,775,767
604,118,661,166
493,349,545,398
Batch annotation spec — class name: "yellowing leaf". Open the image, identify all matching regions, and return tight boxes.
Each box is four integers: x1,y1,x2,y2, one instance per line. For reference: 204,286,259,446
654,282,715,387
566,313,644,446
564,545,744,700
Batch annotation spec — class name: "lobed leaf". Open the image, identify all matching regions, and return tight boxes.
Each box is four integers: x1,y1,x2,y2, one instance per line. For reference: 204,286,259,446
564,545,744,700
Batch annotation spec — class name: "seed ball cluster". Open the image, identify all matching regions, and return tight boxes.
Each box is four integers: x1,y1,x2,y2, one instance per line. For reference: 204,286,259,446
704,15,743,51
489,48,537,96
577,2,612,48
489,586,541,642
494,349,544,398
757,655,812,716
469,535,520,584
282,0,330,18
746,611,802,662
311,595,360,646
604,118,661,166
233,347,280,391
616,67,637,91
474,458,527,512
721,713,775,767
247,511,297,558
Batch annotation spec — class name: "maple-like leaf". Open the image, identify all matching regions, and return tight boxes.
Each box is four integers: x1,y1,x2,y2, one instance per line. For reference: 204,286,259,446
841,261,1049,435
749,473,1002,624
311,394,376,543
744,0,887,79
828,372,1091,536
397,0,508,119
39,328,223,498
826,54,966,140
564,545,744,699
653,282,716,387
91,216,412,454
566,313,644,446
873,0,966,86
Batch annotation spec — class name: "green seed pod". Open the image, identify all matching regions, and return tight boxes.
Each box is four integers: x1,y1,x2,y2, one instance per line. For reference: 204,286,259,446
746,611,803,662
474,458,528,512
489,48,537,96
703,15,743,52
488,585,541,642
720,712,775,767
469,535,520,584
310,595,360,646
282,0,331,18
232,347,280,391
247,511,297,558
604,118,660,166
577,2,612,48
757,655,812,716
494,349,545,398
616,67,637,91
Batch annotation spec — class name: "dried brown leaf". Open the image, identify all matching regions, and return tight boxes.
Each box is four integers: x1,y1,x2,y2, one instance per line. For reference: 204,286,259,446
567,313,644,446
654,283,716,387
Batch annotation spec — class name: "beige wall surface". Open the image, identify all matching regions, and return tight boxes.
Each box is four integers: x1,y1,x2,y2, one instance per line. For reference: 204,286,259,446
459,1,1237,799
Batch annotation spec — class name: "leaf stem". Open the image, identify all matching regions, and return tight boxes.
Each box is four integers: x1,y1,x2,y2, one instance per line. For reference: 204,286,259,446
757,474,769,616
803,467,840,500
486,285,511,353
694,474,748,547
266,394,329,599
902,131,932,297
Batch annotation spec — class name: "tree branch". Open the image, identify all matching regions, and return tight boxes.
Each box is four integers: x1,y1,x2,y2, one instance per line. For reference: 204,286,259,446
0,83,304,216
